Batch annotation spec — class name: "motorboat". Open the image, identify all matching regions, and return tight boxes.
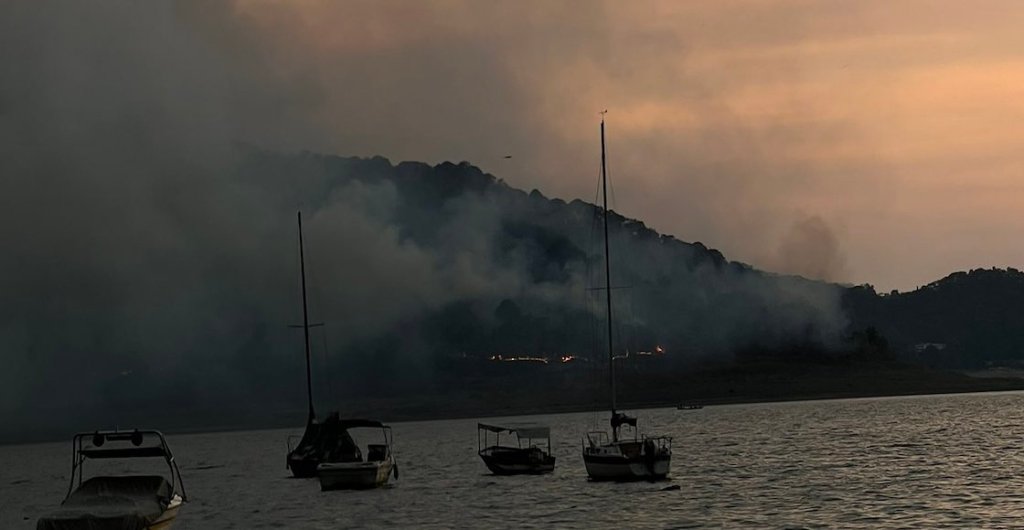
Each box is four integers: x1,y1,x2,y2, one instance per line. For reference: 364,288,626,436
477,423,556,475
37,429,187,530
316,419,398,490
581,114,673,482
677,403,704,410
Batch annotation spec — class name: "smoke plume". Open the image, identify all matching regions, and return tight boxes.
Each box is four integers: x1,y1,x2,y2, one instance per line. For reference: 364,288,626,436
0,1,851,441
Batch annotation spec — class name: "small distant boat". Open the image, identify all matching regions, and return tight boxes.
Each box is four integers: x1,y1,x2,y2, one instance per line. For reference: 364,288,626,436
317,420,398,490
37,429,187,530
677,403,703,410
477,423,556,475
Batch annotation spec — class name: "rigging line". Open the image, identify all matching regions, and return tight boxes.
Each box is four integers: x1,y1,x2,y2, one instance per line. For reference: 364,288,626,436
587,283,601,428
307,247,336,407
590,157,608,427
319,323,333,406
589,157,605,294
297,212,315,421
599,128,636,363
300,220,336,409
604,131,618,213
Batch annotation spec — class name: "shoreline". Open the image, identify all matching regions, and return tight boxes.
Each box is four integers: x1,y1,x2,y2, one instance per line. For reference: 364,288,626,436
410,379,1024,425
5,369,1023,446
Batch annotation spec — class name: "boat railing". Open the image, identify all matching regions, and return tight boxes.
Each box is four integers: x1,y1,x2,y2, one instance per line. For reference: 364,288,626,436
383,426,394,461
642,435,673,452
584,430,610,448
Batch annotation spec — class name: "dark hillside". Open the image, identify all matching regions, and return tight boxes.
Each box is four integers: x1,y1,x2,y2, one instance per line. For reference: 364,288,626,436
844,268,1024,368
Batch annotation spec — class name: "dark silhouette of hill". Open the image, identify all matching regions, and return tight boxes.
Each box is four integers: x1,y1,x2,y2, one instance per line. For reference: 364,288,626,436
844,268,1024,368
240,150,1024,377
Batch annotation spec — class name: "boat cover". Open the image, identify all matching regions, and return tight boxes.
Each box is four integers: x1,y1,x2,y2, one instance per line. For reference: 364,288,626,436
37,476,171,530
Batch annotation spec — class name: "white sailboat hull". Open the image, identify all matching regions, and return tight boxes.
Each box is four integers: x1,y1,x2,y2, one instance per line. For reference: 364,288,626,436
583,454,671,481
582,440,672,481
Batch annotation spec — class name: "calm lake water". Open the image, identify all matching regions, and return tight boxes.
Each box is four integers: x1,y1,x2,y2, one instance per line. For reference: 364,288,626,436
5,392,1024,529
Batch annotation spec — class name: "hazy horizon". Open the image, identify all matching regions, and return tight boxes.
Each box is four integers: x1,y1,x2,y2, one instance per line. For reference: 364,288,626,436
3,0,1024,439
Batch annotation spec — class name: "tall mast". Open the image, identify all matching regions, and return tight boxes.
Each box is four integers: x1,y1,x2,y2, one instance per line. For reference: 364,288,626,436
298,211,315,422
600,114,616,418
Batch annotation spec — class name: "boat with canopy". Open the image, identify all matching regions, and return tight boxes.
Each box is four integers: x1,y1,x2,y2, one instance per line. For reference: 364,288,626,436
477,423,556,475
316,419,397,490
37,429,187,530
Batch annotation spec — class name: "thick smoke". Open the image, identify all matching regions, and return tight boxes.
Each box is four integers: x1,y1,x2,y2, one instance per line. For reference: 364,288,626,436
770,215,847,282
0,0,327,437
0,1,848,441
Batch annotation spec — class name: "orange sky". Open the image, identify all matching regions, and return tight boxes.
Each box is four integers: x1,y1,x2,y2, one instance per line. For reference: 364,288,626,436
234,0,1024,291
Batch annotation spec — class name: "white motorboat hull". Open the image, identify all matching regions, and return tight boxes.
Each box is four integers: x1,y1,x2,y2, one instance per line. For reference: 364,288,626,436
478,446,556,475
483,460,556,475
317,460,394,490
148,495,183,530
38,482,184,530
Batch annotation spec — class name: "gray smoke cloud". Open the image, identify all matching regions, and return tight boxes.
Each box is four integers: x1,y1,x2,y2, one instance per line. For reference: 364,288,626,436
0,1,849,440
770,215,847,282
0,0,326,435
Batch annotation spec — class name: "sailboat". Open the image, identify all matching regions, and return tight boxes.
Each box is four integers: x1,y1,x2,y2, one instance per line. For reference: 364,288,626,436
284,212,366,478
285,211,328,478
582,115,673,481
284,212,398,488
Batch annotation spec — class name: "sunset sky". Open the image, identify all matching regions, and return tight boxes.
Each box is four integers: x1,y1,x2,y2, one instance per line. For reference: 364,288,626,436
221,0,1024,291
